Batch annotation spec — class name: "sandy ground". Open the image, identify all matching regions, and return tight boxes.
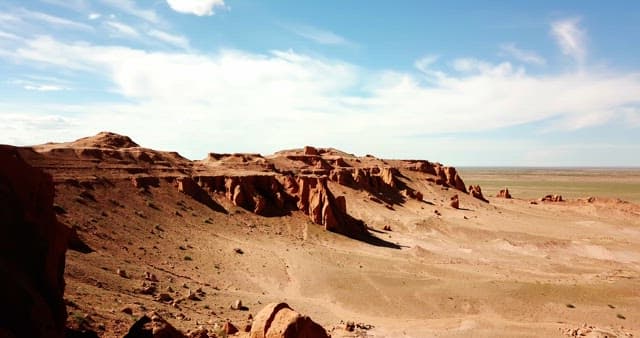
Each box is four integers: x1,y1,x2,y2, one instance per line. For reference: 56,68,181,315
20,135,637,337
57,174,640,337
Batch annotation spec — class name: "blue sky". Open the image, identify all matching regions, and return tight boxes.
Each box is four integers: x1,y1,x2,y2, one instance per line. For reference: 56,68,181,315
1,0,639,166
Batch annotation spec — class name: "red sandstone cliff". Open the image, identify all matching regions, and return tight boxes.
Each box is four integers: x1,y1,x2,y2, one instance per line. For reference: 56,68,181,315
0,145,69,338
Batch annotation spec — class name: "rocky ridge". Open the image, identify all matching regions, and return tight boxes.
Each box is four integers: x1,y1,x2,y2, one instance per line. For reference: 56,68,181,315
19,132,480,239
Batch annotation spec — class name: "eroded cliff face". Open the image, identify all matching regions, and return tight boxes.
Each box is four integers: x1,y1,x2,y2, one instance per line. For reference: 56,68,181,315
176,173,360,236
0,145,69,338
17,133,481,241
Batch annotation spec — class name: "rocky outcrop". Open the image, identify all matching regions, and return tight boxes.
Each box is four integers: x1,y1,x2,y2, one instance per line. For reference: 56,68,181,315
541,194,563,202
285,176,352,234
469,185,488,203
304,146,319,156
124,312,185,338
450,194,460,209
249,303,329,338
176,177,225,212
496,188,512,199
183,174,364,236
404,160,466,193
19,132,476,241
194,175,289,216
70,131,139,149
0,145,70,338
131,176,160,189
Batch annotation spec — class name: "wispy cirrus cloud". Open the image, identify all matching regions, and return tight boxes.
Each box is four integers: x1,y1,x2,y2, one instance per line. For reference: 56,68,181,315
105,20,139,38
0,8,93,32
165,0,226,16
99,0,160,24
147,29,190,49
551,17,586,63
500,43,546,65
286,24,352,46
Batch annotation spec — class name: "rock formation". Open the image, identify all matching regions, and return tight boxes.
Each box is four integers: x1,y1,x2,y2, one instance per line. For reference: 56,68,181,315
541,194,563,202
0,145,70,338
249,303,329,338
496,188,512,199
17,132,476,240
468,185,489,203
450,194,460,209
124,312,185,338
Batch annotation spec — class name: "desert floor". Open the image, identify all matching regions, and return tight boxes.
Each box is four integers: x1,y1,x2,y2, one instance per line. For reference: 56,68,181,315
60,168,640,338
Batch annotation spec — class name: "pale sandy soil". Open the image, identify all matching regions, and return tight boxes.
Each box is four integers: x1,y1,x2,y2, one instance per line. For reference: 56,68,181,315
20,136,638,338
57,174,640,338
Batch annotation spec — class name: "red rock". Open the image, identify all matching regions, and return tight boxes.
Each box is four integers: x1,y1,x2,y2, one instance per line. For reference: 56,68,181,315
496,188,512,199
444,166,467,192
334,195,347,214
304,146,319,156
0,145,70,338
224,321,239,335
70,131,139,149
249,303,329,338
131,176,160,189
541,194,563,202
450,194,460,209
124,312,185,338
468,185,489,203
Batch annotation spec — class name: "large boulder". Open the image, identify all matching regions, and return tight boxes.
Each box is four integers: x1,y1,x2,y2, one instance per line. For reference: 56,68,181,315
0,145,70,338
249,303,329,338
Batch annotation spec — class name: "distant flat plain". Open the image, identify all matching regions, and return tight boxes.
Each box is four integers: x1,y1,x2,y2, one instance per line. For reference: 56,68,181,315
459,167,640,203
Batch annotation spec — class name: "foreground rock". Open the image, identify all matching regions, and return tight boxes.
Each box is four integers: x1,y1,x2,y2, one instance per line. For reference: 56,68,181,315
0,145,70,338
124,312,185,338
250,302,329,338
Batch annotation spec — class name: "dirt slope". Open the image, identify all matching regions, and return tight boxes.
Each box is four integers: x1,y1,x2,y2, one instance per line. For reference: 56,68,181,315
12,132,640,337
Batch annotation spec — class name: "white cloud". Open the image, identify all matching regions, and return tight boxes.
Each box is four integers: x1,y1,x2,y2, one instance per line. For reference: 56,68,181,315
551,18,586,63
147,29,190,49
100,0,160,23
88,13,101,20
500,43,546,65
286,24,351,46
23,84,67,91
166,0,226,16
0,8,93,32
2,35,640,162
105,21,139,38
